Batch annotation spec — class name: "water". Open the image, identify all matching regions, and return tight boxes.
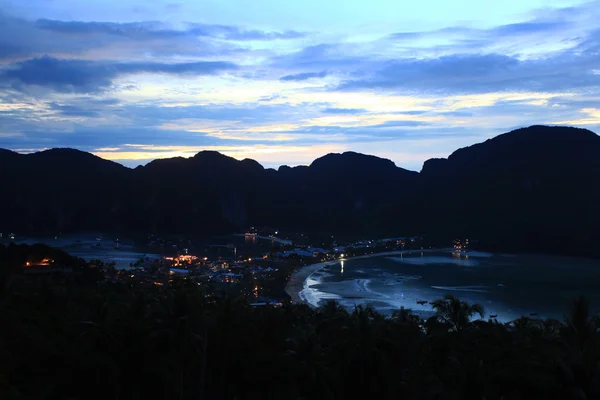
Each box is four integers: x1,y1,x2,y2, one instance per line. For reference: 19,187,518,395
10,233,159,269
10,232,277,269
299,250,600,322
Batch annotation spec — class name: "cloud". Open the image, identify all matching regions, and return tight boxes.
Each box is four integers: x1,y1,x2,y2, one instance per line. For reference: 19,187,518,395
0,56,238,93
389,20,568,42
271,43,369,69
321,108,366,114
0,12,249,61
280,71,328,81
490,20,568,36
386,7,588,59
335,44,600,94
189,23,306,41
552,108,600,125
35,19,187,39
48,103,102,118
370,120,432,128
35,18,306,41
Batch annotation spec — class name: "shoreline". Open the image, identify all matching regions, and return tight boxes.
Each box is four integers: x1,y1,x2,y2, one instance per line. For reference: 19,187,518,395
285,248,452,306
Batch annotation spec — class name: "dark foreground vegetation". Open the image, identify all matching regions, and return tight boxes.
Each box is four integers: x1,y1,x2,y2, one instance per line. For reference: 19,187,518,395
2,264,600,399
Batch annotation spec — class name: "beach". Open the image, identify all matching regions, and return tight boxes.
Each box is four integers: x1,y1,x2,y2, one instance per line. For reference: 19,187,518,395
285,248,600,322
285,249,450,307
285,260,336,304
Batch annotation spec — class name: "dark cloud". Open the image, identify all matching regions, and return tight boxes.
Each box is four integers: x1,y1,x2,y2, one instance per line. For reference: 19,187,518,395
491,21,567,36
437,111,474,117
0,12,223,60
0,13,88,59
0,12,275,63
271,44,368,69
119,60,238,75
389,26,470,40
337,54,519,92
47,98,121,117
35,18,306,41
258,94,285,102
189,23,306,41
370,120,433,128
335,44,600,94
321,107,365,114
0,56,238,93
2,57,114,93
35,19,189,39
48,103,103,118
389,18,569,42
280,71,328,81
0,126,224,149
396,110,428,115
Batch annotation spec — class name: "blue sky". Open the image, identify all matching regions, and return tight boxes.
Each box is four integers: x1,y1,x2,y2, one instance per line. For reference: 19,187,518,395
0,0,599,170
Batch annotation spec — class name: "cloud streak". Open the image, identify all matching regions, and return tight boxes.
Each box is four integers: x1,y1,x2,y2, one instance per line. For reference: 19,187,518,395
35,18,307,41
280,71,328,81
1,56,238,93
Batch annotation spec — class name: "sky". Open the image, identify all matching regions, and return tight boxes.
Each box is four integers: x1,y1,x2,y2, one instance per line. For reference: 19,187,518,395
0,0,599,171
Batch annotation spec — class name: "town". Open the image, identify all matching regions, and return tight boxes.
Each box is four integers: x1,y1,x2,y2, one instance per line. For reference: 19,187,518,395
7,227,430,305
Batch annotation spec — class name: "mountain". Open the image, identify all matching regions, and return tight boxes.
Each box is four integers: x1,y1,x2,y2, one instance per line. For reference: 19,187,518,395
1,125,599,256
0,148,130,233
420,125,600,254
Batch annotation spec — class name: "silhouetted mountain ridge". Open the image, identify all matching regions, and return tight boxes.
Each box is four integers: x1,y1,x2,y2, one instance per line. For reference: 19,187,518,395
1,125,599,256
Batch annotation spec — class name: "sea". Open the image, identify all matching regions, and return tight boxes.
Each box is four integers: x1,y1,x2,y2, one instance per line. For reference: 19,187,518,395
9,232,275,269
299,250,600,322
10,234,160,269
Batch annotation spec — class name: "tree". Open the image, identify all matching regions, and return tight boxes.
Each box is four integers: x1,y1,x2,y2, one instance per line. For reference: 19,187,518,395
391,306,421,326
563,296,598,346
430,294,485,331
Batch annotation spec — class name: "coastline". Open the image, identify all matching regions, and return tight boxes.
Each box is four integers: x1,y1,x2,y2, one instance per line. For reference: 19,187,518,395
285,248,452,306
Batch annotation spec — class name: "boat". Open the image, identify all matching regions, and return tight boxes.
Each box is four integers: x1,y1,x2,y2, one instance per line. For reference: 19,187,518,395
416,300,428,305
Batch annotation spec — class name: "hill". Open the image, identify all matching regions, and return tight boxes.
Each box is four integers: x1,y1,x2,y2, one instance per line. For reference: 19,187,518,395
1,125,599,256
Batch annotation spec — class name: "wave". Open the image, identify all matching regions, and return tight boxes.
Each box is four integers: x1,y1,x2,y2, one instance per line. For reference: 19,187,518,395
431,285,489,293
355,279,371,292
389,256,480,267
311,271,334,279
298,288,341,307
467,251,494,258
382,279,403,286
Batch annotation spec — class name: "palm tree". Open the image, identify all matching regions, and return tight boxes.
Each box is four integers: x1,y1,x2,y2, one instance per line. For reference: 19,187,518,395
556,296,600,399
563,296,597,346
318,299,349,320
391,306,422,327
430,294,484,331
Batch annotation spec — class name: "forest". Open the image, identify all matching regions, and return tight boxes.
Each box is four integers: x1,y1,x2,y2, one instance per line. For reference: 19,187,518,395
1,264,599,399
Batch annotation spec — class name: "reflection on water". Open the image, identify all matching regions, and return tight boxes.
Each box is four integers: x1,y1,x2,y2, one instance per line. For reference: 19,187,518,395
12,234,159,269
300,251,600,323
